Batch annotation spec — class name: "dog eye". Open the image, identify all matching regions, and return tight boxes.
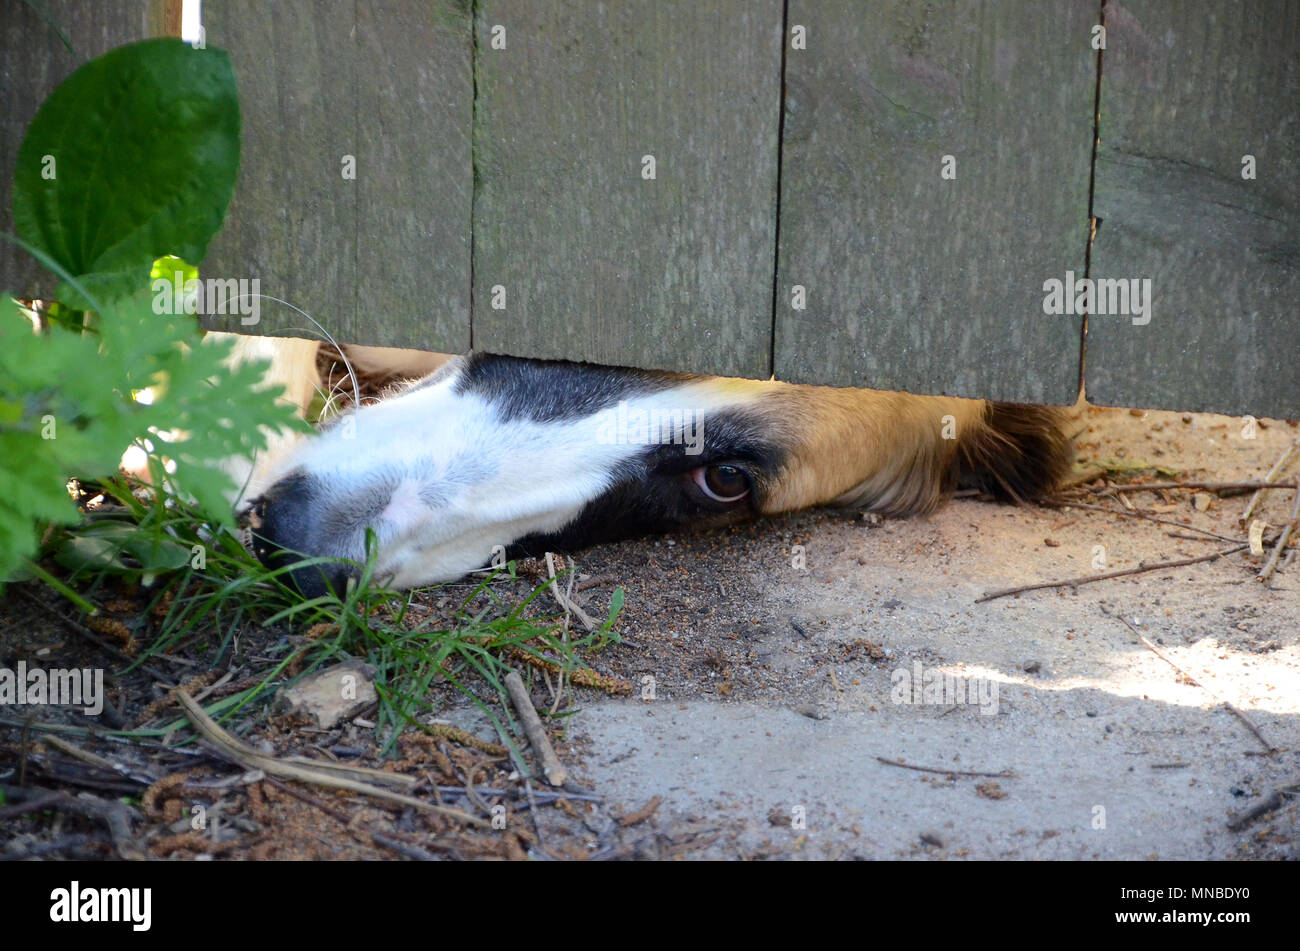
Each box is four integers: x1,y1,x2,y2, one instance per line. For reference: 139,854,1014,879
692,464,751,503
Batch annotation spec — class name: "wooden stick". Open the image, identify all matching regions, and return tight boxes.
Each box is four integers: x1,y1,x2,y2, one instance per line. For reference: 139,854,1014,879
1042,499,1242,543
875,757,1014,779
432,785,601,804
976,543,1248,603
0,789,68,821
504,670,568,787
544,552,598,631
173,689,487,827
1100,606,1275,753
1258,489,1300,583
264,775,351,824
1227,785,1299,832
1240,438,1300,524
1090,480,1296,494
43,734,158,787
0,784,140,857
371,830,443,861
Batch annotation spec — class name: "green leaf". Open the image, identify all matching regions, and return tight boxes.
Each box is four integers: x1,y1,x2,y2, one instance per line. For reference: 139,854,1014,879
13,38,240,306
55,521,191,577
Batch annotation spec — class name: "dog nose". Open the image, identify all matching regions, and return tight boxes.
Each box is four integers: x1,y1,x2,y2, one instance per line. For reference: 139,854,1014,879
249,472,354,598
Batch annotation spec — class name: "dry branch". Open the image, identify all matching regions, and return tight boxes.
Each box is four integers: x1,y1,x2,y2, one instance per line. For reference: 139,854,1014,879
172,688,486,826
875,757,1015,779
1091,480,1296,495
1240,438,1300,524
1100,606,1275,753
504,671,568,787
976,544,1248,603
1258,488,1300,583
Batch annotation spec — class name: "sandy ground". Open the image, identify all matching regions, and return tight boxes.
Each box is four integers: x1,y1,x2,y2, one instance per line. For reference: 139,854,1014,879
455,402,1300,859
3,403,1296,860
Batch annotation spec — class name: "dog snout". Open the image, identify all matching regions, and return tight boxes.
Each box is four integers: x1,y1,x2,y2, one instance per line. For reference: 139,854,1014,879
249,472,355,598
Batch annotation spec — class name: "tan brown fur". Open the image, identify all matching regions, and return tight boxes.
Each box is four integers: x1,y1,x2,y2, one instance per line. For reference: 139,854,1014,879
746,382,1071,517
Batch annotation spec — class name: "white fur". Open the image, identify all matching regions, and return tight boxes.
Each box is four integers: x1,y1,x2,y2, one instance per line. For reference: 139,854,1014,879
259,361,749,588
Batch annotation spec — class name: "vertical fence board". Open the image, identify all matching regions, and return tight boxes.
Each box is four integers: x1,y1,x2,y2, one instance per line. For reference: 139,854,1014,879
200,1,360,341
202,1,473,350
774,0,1095,404
354,0,472,352
0,1,169,298
1087,1,1299,419
472,1,783,379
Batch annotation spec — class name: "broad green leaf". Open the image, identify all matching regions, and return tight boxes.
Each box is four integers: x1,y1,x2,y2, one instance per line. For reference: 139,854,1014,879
55,520,191,576
13,38,240,307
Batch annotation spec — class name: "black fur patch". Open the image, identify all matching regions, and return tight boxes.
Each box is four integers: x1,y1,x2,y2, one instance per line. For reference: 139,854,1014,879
509,406,788,556
453,352,697,423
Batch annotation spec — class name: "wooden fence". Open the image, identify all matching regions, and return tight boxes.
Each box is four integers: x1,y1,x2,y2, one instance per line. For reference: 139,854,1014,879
2,1,1296,417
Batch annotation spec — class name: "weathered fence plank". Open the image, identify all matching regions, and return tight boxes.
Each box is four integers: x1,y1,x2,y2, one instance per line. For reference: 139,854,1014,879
471,1,784,379
201,1,355,340
1087,1,1299,419
0,0,172,298
6,2,1293,419
354,0,472,352
200,0,472,352
773,0,1096,405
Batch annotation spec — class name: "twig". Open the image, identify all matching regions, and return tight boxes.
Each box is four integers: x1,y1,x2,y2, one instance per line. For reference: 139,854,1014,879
44,734,158,787
1240,438,1300,524
431,785,601,804
1092,480,1296,494
544,552,597,631
1101,605,1275,753
545,553,577,716
371,830,443,861
976,543,1248,603
1226,784,1300,832
44,734,122,772
0,784,141,857
173,689,488,827
0,790,67,821
1258,489,1300,583
264,775,351,824
522,776,548,855
1042,499,1242,543
875,757,1014,779
504,670,568,787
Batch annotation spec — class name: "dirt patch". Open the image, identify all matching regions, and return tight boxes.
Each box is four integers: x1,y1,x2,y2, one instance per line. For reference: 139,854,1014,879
3,403,1298,859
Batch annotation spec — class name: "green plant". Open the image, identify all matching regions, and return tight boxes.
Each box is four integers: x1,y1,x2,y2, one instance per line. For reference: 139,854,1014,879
1,37,300,581
13,38,240,308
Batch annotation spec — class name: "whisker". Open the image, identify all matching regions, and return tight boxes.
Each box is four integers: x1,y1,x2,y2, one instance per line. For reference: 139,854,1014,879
228,293,362,409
